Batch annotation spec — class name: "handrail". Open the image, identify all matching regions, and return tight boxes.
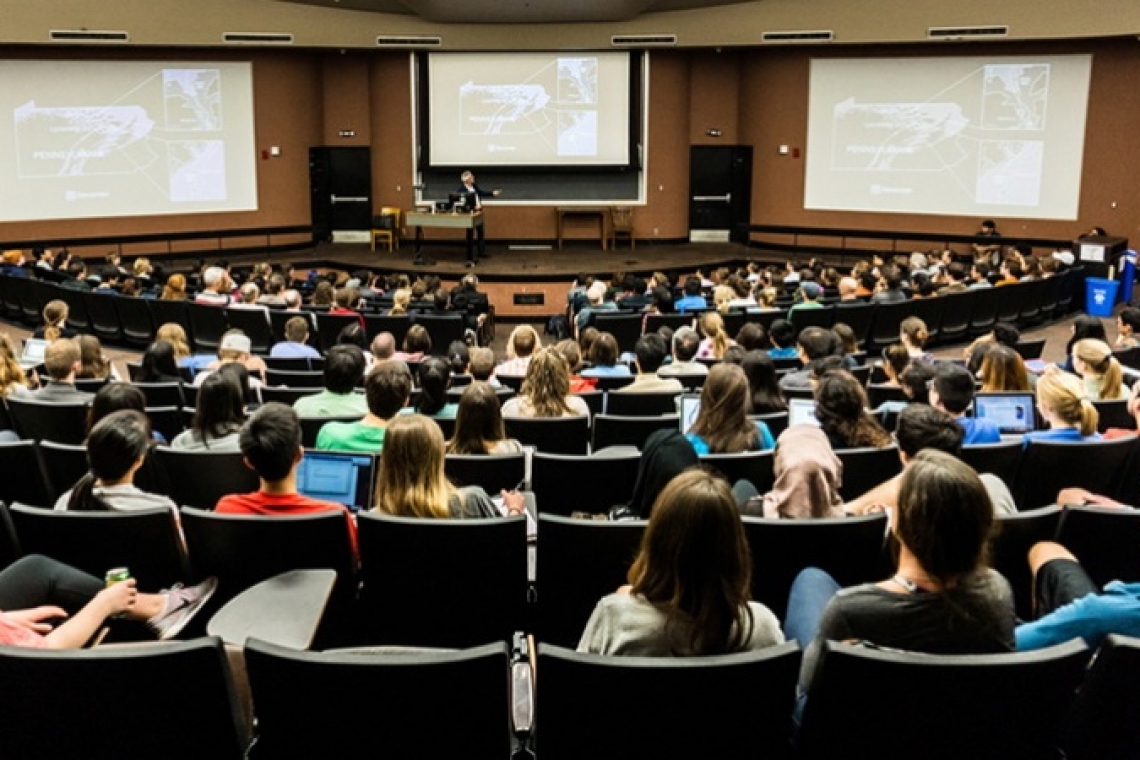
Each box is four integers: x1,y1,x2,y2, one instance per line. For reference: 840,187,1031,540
748,223,1074,257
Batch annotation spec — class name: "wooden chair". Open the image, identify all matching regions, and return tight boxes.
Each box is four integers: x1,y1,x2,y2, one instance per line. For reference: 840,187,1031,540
371,207,401,252
609,205,634,249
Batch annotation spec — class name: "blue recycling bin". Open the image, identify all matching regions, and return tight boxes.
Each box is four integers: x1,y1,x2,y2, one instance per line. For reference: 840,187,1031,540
1086,277,1120,317
1120,250,1137,305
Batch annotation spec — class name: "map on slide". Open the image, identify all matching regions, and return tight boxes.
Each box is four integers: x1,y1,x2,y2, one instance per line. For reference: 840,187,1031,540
829,63,1050,206
458,56,601,157
13,68,227,201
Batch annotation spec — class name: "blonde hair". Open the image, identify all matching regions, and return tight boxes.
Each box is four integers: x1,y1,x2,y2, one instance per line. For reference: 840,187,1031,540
373,414,455,519
156,323,191,359
1037,371,1098,436
389,288,411,316
133,257,152,276
161,274,187,301
1072,338,1125,400
698,311,730,360
41,300,69,342
506,325,540,359
713,285,735,313
520,348,573,417
0,334,29,396
757,287,778,309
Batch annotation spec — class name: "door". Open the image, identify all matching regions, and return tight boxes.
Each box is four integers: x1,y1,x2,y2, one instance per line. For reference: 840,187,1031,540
309,147,372,243
689,145,753,243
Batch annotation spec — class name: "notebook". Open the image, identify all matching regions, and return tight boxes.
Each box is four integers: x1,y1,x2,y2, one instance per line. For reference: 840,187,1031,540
788,398,821,427
20,338,49,369
296,451,377,513
972,392,1037,435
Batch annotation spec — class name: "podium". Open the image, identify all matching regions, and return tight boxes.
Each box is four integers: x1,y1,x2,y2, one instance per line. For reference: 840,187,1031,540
405,209,485,265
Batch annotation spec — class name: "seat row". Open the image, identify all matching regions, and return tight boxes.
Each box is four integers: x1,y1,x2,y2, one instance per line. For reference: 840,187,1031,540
583,266,1086,354
0,274,473,355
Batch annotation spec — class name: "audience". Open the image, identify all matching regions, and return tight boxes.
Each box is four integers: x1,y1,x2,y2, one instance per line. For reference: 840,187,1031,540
1115,306,1140,350
899,316,934,362
616,333,682,393
741,350,786,414
270,316,321,360
738,426,843,519
171,372,245,452
195,330,267,387
135,340,183,384
978,344,1031,393
1028,369,1101,444
34,300,75,342
33,338,94,403
394,325,431,362
502,348,591,418
579,469,783,656
1071,338,1127,400
316,360,412,452
813,369,892,450
494,325,540,378
76,335,118,381
580,332,631,378
929,362,1001,444
695,312,736,361
552,339,596,392
657,326,707,378
415,356,458,419
0,333,32,399
446,382,523,455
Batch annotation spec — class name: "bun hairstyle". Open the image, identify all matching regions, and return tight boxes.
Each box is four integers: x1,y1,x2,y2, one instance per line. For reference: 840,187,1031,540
1072,338,1125,400
1036,370,1098,436
900,316,930,349
41,300,69,342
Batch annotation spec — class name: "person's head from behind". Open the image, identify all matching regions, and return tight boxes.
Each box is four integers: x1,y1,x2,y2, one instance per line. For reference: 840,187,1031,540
978,345,1030,392
139,340,179,382
446,341,470,376
769,319,796,349
898,361,935,405
468,347,495,381
44,338,81,382
324,344,366,395
1071,338,1122,391
682,275,702,297
238,402,303,484
735,322,769,352
284,316,310,346
992,322,1020,348
1036,370,1098,436
1118,307,1140,340
741,350,782,412
894,403,964,461
85,409,152,488
522,349,574,418
671,326,701,362
371,331,395,360
629,469,753,655
366,360,413,420
193,371,245,443
634,332,669,375
895,450,994,587
417,357,453,415
692,363,757,452
814,369,888,447
900,317,929,350
832,323,857,356
507,325,540,360
374,414,450,519
216,361,252,405
698,312,729,357
590,332,620,368
76,334,109,379
928,361,976,416
87,383,146,434
881,343,910,383
157,323,190,359
553,339,584,374
448,382,506,454
403,324,432,355
650,286,673,314
797,326,838,364
41,300,69,342
1069,314,1108,350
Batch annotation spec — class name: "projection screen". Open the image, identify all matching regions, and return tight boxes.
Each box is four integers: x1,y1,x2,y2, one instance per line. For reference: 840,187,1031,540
804,54,1092,220
0,60,258,222
427,52,632,167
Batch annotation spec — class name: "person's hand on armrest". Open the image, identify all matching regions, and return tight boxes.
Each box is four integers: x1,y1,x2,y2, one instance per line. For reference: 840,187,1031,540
500,489,526,516
5,606,68,634
1056,487,1130,509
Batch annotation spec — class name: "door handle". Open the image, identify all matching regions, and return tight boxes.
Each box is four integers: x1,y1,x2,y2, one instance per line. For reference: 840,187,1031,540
330,195,369,204
692,194,732,203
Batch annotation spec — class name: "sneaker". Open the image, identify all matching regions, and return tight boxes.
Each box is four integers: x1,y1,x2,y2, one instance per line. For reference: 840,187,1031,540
148,577,218,640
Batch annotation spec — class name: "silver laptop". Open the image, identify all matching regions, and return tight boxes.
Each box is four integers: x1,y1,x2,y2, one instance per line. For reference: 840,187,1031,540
788,398,821,427
678,394,701,434
20,338,49,369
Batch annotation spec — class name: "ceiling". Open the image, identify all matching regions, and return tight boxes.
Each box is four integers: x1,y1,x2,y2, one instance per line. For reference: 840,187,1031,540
275,0,759,24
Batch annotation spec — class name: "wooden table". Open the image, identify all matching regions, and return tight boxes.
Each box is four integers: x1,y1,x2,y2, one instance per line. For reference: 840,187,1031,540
405,210,485,263
207,569,336,650
556,206,609,251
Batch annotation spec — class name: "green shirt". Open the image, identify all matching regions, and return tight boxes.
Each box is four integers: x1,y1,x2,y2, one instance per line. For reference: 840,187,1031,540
293,390,368,418
316,421,386,453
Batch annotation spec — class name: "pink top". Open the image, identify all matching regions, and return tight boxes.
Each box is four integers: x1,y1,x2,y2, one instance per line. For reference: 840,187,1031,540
0,613,47,648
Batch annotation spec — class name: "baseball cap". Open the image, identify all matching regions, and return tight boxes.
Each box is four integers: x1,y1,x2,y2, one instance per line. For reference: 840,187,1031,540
219,333,252,354
800,281,822,299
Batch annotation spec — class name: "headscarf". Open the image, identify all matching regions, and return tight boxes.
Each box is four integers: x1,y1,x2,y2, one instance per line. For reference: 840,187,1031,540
626,429,699,518
754,426,844,519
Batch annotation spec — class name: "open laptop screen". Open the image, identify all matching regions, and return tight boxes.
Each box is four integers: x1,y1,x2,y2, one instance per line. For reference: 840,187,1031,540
788,398,821,428
296,451,376,513
20,338,48,367
678,394,701,435
973,392,1037,435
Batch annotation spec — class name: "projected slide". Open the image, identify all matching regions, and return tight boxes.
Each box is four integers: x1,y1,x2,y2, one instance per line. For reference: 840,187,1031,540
0,60,257,222
804,55,1091,220
428,52,631,167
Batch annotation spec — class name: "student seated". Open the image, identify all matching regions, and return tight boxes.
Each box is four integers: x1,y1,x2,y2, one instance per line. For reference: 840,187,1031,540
32,338,94,403
292,345,368,418
316,360,412,453
1027,369,1101,444
271,315,321,360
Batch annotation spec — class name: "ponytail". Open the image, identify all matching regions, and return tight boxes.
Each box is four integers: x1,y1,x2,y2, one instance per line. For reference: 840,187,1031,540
66,473,112,512
1078,399,1099,437
1099,357,1124,400
713,325,729,360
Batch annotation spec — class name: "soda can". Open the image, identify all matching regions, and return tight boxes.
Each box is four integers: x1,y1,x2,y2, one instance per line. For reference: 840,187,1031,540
105,567,131,587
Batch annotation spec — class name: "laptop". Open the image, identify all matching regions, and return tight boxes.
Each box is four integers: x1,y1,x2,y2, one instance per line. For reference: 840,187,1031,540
972,392,1037,435
296,450,377,513
678,394,701,434
20,338,49,369
788,398,822,427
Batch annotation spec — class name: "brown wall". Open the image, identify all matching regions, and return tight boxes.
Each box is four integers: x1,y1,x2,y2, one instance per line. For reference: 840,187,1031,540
4,38,1140,249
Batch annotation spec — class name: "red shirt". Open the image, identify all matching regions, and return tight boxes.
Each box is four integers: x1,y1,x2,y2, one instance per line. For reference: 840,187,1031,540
328,306,365,329
216,491,359,557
